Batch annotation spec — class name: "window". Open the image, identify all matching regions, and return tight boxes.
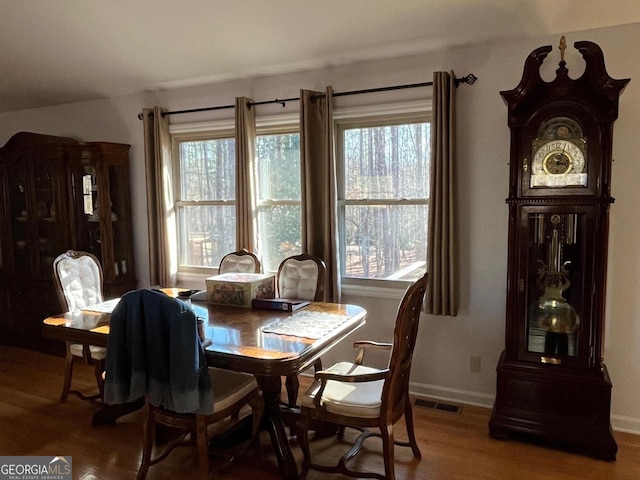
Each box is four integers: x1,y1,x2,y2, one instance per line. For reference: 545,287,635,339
174,132,237,271
337,113,430,283
255,130,301,272
173,127,302,275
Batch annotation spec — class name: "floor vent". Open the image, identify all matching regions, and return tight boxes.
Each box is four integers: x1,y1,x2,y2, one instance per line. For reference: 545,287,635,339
414,398,461,414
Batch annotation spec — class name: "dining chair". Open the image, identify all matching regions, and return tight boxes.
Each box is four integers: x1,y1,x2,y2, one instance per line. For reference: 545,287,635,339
296,272,429,480
219,248,261,274
103,289,263,480
52,249,106,403
276,253,327,408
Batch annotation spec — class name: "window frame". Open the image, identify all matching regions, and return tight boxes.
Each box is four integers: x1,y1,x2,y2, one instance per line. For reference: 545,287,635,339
172,128,236,275
335,108,431,290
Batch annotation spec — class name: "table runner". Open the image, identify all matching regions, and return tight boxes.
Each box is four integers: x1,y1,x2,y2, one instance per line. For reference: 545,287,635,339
261,310,350,339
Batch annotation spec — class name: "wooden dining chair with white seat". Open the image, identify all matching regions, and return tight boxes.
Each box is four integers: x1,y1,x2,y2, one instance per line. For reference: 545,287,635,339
276,253,327,408
52,249,107,403
296,272,429,480
218,248,261,274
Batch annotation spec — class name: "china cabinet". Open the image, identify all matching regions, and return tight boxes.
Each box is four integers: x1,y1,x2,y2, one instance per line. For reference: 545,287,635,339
488,39,628,460
0,132,136,354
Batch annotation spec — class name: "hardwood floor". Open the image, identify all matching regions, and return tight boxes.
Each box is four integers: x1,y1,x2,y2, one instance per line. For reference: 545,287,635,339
1,345,639,479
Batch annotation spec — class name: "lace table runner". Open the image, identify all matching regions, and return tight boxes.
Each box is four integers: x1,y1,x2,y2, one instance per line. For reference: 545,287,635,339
261,310,350,339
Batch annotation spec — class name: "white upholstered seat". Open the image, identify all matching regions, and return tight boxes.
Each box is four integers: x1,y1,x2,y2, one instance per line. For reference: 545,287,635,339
52,250,106,402
300,362,385,418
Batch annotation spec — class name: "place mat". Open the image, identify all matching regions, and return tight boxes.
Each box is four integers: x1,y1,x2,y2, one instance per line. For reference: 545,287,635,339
261,310,350,339
82,297,121,314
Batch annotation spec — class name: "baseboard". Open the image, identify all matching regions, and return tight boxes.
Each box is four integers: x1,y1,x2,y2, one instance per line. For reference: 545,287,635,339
408,381,495,409
408,381,640,436
610,414,640,435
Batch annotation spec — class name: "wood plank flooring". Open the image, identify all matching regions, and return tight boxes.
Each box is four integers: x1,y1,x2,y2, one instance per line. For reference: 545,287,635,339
1,345,639,479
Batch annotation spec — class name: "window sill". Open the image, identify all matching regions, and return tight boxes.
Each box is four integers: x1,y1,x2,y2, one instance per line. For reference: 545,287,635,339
341,279,411,300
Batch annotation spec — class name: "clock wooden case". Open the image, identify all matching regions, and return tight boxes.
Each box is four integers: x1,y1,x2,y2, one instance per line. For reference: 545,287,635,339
489,38,629,460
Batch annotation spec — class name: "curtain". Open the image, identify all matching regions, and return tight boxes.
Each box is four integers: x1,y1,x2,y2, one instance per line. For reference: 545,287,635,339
426,71,458,316
142,106,177,288
235,97,257,253
300,87,340,302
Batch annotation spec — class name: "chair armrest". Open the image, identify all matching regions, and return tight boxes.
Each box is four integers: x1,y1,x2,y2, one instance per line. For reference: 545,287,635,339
353,341,392,365
315,368,389,384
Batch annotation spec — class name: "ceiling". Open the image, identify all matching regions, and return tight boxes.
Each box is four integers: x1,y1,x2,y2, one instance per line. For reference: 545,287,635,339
1,0,639,114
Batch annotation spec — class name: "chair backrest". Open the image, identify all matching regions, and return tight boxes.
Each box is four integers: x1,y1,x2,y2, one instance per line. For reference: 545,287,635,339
52,250,104,312
381,272,429,420
276,253,326,302
219,249,261,274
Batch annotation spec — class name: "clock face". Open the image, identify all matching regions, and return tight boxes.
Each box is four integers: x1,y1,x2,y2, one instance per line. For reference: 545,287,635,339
531,139,587,188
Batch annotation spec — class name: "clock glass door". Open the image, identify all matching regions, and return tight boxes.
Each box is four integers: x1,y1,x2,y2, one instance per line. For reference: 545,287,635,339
519,207,592,367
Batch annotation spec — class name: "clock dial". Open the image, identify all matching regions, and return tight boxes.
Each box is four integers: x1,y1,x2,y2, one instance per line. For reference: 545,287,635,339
543,150,572,174
531,139,586,187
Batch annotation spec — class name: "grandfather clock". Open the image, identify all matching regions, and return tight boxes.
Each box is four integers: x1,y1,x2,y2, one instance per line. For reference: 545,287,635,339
489,37,629,460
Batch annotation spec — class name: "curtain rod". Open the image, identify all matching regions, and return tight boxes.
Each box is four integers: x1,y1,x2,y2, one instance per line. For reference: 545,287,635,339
137,73,477,119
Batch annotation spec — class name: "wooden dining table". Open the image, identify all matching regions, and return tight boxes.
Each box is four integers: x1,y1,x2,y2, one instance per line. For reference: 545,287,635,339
42,292,366,480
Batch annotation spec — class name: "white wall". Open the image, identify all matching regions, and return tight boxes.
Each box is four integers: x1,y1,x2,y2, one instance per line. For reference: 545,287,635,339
1,23,639,434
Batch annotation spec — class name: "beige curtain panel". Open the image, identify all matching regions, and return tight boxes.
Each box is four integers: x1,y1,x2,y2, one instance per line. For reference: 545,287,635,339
142,106,177,288
235,97,258,254
426,71,458,316
300,87,341,302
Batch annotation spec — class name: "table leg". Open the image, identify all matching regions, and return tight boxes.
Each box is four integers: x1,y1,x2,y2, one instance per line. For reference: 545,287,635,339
255,375,299,480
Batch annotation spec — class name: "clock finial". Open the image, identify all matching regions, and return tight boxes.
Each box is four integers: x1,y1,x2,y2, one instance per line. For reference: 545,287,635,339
559,36,567,62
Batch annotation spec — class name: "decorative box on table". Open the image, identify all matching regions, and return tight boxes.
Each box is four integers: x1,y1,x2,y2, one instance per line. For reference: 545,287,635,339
205,273,276,307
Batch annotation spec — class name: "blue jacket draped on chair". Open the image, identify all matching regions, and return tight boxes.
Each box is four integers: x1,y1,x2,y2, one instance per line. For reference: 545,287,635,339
104,289,213,414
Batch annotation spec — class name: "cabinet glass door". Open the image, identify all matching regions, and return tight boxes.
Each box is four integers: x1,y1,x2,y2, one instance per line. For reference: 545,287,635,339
33,161,60,273
70,164,101,258
8,163,29,272
107,164,132,280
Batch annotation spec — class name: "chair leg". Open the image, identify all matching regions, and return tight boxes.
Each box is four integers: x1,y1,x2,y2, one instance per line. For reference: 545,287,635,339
296,410,312,480
248,390,263,448
60,343,74,403
137,404,154,480
195,415,210,480
404,397,421,458
94,359,105,402
380,423,396,480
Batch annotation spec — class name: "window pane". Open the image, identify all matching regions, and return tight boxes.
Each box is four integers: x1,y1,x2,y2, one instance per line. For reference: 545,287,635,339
256,133,300,201
179,205,236,267
256,132,301,272
344,123,430,199
257,206,302,272
344,202,427,281
180,139,235,201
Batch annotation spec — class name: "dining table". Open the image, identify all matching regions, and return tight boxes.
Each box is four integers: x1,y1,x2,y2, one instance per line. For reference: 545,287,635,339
42,290,367,480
